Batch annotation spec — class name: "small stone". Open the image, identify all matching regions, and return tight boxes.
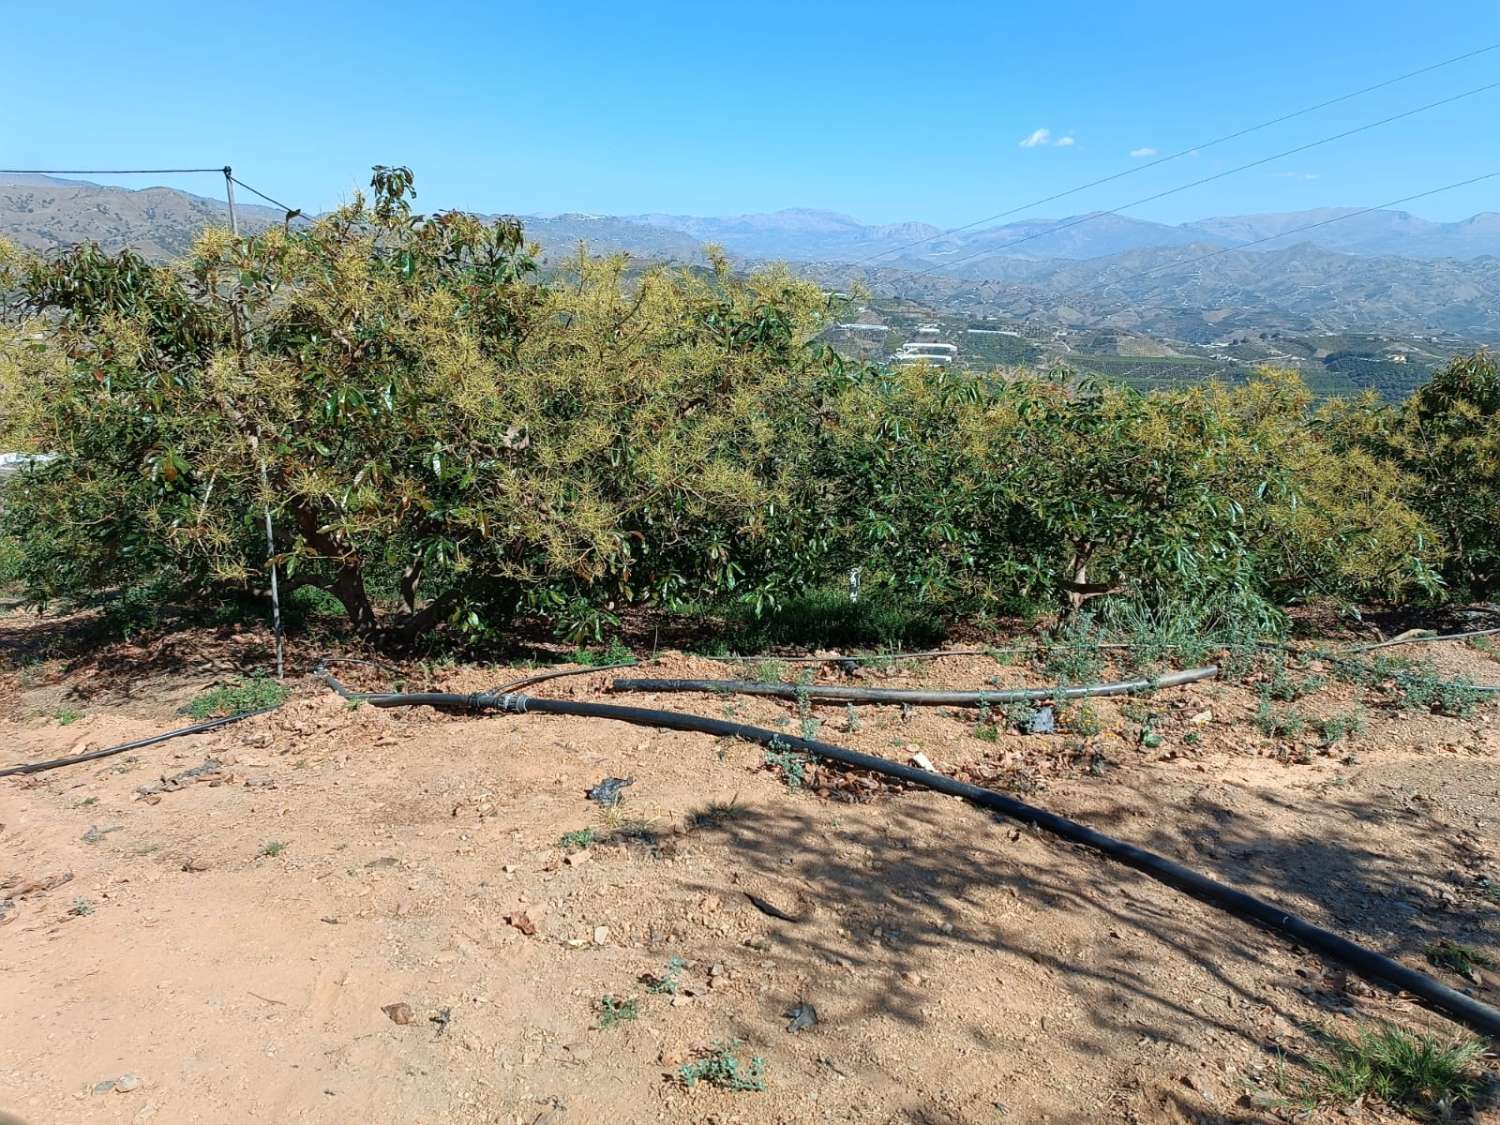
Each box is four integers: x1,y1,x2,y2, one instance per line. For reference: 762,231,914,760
564,850,591,867
382,1002,415,1025
93,1080,117,1095
709,963,725,978
181,858,210,873
903,971,923,985
115,1075,141,1093
593,926,610,946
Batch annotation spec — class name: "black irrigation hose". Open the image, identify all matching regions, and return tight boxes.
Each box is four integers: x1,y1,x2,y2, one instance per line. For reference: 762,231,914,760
609,666,1219,706
0,708,279,778
489,659,639,695
715,648,996,664
314,667,1500,1040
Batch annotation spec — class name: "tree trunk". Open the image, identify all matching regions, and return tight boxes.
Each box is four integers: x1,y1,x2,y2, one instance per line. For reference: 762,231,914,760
290,500,379,636
331,563,379,636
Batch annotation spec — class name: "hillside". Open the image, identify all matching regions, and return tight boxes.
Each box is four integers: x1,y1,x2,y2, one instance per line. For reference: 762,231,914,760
4,175,1498,340
0,174,287,259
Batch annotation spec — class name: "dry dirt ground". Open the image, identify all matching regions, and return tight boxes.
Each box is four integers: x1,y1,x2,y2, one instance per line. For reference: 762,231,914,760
3,609,1500,1124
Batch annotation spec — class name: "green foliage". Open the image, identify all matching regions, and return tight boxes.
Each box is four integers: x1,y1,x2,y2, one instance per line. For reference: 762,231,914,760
1,175,1491,645
1263,655,1327,702
763,740,811,789
258,840,286,857
1306,1024,1484,1117
647,955,687,995
1,171,834,643
568,638,634,666
1373,351,1500,597
1057,701,1101,736
558,828,597,851
1425,940,1496,978
54,707,83,726
596,995,637,1028
1255,696,1305,739
720,586,945,652
185,676,290,719
1039,614,1105,682
1333,654,1485,716
685,799,747,830
1314,710,1365,747
678,1040,767,1092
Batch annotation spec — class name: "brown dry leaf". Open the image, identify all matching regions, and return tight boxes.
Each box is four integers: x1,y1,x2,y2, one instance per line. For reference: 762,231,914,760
506,912,537,936
381,1002,415,1025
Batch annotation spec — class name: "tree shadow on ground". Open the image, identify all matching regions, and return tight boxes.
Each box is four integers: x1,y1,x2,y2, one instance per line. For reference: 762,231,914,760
679,768,1498,1119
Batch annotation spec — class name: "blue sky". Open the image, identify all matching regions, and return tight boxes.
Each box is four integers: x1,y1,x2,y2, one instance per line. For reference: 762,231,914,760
4,1,1498,227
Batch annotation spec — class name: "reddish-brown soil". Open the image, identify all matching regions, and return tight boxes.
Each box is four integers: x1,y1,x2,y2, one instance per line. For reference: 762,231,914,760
3,608,1499,1123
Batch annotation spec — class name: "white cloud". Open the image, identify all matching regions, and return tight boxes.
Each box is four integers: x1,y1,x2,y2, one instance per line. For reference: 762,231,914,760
1130,146,1158,158
1019,128,1051,148
1055,135,1075,147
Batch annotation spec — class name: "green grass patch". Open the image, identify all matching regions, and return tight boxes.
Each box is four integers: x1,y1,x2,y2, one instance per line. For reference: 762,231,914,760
568,638,635,667
186,676,289,720
559,827,598,851
722,586,945,653
1306,1023,1485,1117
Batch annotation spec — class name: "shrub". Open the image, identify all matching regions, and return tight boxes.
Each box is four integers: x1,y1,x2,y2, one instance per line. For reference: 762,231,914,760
0,169,834,645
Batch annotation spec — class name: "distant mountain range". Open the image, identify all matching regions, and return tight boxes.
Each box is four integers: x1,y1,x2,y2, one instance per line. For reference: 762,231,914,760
2,175,1497,339
0,174,287,260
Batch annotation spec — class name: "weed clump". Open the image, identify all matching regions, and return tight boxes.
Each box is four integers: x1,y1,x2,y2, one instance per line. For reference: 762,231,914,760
678,1039,767,1092
1255,696,1305,739
559,828,597,851
596,995,637,1028
1333,654,1486,717
1425,940,1496,980
1306,1023,1485,1117
763,740,811,789
647,955,687,995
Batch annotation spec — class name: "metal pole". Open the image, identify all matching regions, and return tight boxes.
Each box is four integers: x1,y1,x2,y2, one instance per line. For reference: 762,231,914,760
226,165,284,680
223,166,239,235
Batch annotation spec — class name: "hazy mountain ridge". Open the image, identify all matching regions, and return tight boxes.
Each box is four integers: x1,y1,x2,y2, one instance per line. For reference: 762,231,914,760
0,174,287,259
798,242,1500,340
3,176,1497,339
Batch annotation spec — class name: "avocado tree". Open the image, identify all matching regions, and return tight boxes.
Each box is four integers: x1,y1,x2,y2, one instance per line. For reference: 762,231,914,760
0,168,834,643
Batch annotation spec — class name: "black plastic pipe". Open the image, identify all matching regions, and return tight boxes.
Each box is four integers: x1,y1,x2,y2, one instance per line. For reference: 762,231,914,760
0,707,279,778
313,668,1500,1040
609,666,1219,706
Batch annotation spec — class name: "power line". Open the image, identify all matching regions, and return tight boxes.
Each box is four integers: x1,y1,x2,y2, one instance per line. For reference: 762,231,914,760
0,167,225,175
847,39,1500,270
229,175,314,221
899,78,1500,283
1094,168,1500,292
